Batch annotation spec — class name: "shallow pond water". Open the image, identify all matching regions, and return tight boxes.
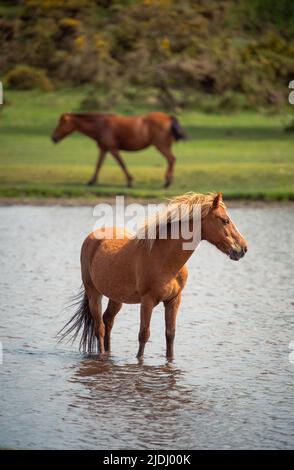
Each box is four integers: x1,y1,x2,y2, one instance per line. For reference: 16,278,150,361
0,205,293,449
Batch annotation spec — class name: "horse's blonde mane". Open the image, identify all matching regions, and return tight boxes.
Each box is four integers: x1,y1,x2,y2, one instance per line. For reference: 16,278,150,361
135,192,226,251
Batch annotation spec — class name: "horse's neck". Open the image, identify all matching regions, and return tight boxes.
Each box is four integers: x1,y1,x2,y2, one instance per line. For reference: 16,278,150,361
73,114,102,140
153,236,198,274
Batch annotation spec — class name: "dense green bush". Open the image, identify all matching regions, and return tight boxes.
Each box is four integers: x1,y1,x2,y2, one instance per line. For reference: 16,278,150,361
0,0,293,110
4,65,53,91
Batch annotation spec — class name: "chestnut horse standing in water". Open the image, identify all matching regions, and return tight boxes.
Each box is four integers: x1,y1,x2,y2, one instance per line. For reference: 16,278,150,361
59,192,247,360
51,112,186,188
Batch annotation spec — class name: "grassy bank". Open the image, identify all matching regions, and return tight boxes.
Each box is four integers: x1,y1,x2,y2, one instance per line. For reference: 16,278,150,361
0,89,293,201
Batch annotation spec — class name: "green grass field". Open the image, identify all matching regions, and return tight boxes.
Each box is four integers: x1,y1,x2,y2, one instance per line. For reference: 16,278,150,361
0,89,293,200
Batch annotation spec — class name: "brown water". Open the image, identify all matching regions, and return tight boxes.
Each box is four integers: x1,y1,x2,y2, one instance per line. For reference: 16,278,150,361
0,205,293,449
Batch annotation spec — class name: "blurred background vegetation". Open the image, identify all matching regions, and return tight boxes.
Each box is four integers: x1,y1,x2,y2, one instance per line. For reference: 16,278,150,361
1,0,294,111
0,0,294,200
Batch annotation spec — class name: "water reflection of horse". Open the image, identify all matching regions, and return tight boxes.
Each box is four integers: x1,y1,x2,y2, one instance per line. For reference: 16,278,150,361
59,192,247,360
70,359,186,405
51,112,186,188
69,359,198,447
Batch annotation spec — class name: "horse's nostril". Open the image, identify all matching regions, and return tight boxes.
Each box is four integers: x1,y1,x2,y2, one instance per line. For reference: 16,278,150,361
229,248,239,260
243,246,248,254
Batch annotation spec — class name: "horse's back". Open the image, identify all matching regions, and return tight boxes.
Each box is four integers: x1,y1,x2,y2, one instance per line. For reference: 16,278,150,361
109,114,150,150
100,112,172,150
81,227,133,260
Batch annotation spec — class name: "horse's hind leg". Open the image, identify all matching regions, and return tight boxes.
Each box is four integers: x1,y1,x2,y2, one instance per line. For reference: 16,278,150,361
86,286,105,354
103,299,122,352
155,144,176,188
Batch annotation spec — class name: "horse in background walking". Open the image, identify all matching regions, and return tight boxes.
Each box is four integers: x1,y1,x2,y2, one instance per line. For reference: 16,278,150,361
51,112,186,188
58,192,248,360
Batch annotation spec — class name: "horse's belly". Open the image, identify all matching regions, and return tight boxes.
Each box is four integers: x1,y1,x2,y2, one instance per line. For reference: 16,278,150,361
89,239,141,304
116,118,150,151
118,138,149,151
103,288,141,304
94,274,141,304
94,268,140,303
120,144,149,151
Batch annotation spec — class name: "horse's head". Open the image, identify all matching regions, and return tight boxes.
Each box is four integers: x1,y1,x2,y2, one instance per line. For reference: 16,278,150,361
51,113,75,143
201,193,248,261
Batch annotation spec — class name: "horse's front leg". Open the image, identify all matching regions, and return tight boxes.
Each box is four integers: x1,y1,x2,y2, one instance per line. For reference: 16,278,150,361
164,293,181,360
110,149,134,187
87,149,106,185
137,296,155,359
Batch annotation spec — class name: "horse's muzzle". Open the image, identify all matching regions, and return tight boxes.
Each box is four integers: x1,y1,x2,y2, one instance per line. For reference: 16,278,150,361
51,135,59,143
229,245,247,261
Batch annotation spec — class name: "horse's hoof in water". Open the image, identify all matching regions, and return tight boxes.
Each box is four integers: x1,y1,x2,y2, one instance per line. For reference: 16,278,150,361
87,180,95,186
99,352,108,361
166,355,174,362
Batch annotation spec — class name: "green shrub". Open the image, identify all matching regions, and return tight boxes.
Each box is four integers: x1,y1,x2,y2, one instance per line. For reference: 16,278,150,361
79,90,102,111
4,65,53,91
218,91,252,112
1,1,293,111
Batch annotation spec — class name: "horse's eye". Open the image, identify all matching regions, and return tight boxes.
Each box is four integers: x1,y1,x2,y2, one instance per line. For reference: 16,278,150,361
223,218,230,225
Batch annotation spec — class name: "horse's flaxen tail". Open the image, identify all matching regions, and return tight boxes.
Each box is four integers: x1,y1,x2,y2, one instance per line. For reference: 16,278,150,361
57,288,99,353
170,116,187,141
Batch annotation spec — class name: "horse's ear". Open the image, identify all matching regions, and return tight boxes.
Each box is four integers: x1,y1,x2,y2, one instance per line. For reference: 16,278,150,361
63,113,71,122
212,192,222,210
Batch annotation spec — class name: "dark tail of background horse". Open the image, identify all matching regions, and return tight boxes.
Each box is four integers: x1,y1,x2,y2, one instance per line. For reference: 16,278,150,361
57,288,98,353
171,116,187,141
